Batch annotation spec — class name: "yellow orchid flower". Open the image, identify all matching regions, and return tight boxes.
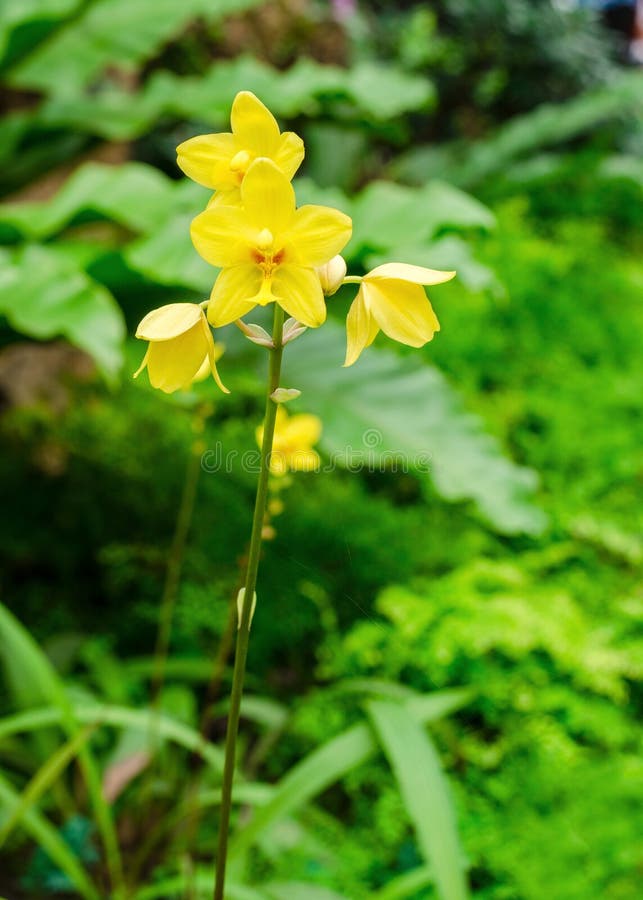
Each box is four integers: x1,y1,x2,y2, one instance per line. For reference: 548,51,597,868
134,303,228,394
344,263,456,366
191,158,352,329
257,406,322,476
176,91,304,203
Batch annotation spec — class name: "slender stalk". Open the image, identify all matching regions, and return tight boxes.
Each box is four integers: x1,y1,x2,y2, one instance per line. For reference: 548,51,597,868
213,304,285,899
151,408,206,706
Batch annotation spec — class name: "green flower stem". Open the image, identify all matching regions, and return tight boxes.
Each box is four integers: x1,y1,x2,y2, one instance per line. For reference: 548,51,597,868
342,275,363,284
151,408,206,705
213,303,285,900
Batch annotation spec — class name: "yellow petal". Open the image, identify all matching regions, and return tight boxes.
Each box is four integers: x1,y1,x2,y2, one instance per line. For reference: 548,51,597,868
273,404,288,431
133,346,150,379
268,450,290,476
366,262,456,286
241,158,295,235
190,205,254,268
344,289,379,367
273,131,305,180
231,91,280,156
145,324,210,394
287,448,321,472
201,316,229,393
286,205,352,267
136,303,203,341
284,414,323,447
191,353,211,383
207,188,242,208
207,265,263,327
271,265,326,328
176,133,236,190
365,280,440,348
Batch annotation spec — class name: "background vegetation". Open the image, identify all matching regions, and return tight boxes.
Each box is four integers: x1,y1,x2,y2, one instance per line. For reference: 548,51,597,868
0,1,641,898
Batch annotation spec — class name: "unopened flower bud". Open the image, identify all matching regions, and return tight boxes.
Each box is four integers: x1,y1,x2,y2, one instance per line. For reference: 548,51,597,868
237,587,257,630
271,388,301,403
282,318,307,345
316,255,347,296
236,320,274,348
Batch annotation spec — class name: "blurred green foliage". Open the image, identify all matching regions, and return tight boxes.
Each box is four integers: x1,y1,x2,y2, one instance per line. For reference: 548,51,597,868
0,0,642,898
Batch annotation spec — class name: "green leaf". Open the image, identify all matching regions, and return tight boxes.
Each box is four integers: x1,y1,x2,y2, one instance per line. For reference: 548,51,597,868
394,71,643,189
230,723,373,861
9,0,266,93
367,700,469,900
125,213,213,291
0,603,124,897
374,865,434,900
134,872,269,900
35,55,434,140
0,704,225,773
265,884,351,900
0,726,96,848
0,775,99,900
0,0,83,63
228,689,468,860
599,154,643,189
0,162,190,239
0,244,125,379
283,322,547,535
348,180,494,259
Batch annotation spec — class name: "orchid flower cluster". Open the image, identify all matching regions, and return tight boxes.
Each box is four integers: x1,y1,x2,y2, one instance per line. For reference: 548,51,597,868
132,90,456,899
134,90,455,394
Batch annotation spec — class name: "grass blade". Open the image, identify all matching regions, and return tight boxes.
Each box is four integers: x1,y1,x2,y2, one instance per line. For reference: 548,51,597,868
0,774,99,900
229,689,469,860
0,704,224,772
0,603,124,897
374,865,433,899
367,700,469,900
0,725,96,848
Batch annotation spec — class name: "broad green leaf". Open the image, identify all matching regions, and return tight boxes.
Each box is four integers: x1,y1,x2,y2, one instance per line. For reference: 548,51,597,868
0,603,123,896
283,322,547,535
37,56,434,140
0,0,83,62
0,244,125,379
229,689,468,860
348,180,494,258
367,700,469,900
0,775,99,900
0,162,188,239
125,213,213,291
9,0,266,93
